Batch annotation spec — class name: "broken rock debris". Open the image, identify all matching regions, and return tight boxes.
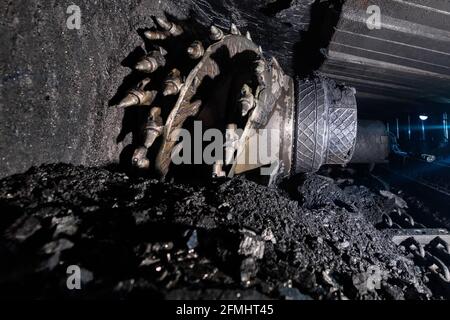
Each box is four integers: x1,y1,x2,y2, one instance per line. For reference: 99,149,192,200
238,229,265,260
0,164,440,299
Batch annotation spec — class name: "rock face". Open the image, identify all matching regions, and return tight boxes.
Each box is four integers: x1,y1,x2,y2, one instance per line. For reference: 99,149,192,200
187,0,315,70
0,164,439,300
0,0,190,178
0,0,315,178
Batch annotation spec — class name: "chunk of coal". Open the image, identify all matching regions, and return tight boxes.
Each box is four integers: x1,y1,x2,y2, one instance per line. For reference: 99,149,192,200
140,255,161,267
337,241,350,251
352,266,384,295
262,228,276,244
321,270,338,287
352,272,371,295
186,230,199,250
279,287,312,300
9,216,42,242
40,239,74,255
380,190,408,209
381,283,405,300
150,242,174,253
38,252,61,272
240,257,258,287
52,216,80,237
238,230,265,260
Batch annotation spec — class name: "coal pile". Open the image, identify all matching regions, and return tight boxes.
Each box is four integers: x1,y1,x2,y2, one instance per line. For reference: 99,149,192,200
0,164,438,300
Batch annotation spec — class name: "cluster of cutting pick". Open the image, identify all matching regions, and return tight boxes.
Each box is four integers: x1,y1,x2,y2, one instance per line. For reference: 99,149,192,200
114,16,264,173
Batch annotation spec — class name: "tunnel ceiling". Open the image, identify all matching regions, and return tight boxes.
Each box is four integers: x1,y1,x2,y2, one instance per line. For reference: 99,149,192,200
319,0,450,117
189,0,450,117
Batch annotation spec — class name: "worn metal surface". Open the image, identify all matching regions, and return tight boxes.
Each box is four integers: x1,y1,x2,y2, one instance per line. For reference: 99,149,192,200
230,56,295,183
350,120,389,164
319,0,450,115
293,76,358,174
155,33,261,178
392,229,450,247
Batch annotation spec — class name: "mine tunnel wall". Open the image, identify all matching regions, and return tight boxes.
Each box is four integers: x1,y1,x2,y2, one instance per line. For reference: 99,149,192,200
0,0,190,178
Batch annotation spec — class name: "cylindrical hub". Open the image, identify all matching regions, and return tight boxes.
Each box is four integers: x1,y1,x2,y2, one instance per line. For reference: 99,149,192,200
350,120,389,164
292,76,358,174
